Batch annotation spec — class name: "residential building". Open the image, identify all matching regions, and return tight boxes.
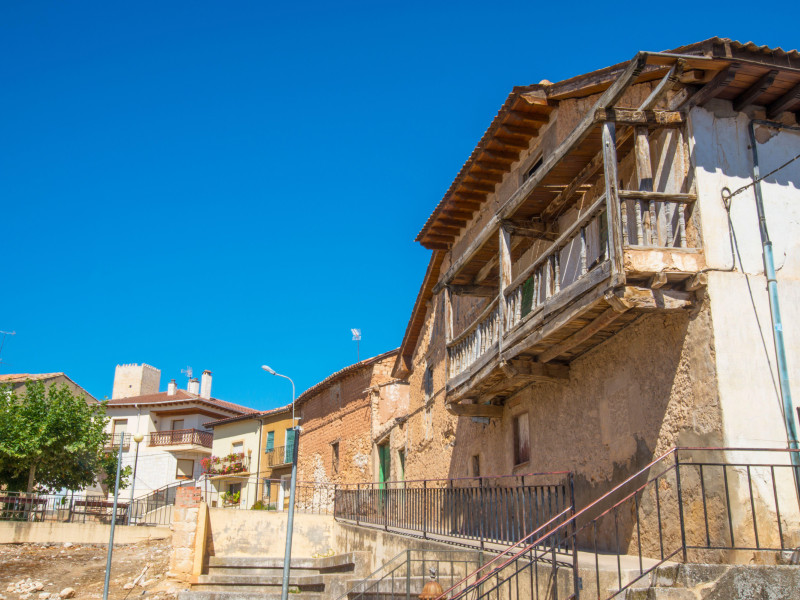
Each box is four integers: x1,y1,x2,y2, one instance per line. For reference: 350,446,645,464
0,372,98,404
295,349,408,489
104,363,257,497
203,405,293,510
389,37,800,549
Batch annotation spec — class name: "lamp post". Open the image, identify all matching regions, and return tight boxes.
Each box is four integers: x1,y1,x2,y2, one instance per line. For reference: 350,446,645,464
127,433,144,525
262,365,298,600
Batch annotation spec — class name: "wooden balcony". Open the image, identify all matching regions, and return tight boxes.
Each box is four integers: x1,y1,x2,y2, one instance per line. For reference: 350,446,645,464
148,428,213,451
444,116,705,413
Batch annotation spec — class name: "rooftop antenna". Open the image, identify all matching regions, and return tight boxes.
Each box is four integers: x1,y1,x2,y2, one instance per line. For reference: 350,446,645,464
351,329,361,362
181,366,193,387
0,331,16,368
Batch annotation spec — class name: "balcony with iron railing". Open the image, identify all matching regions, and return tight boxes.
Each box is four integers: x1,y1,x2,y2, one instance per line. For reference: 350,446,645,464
148,428,213,451
264,445,292,468
202,453,251,477
103,432,131,451
441,76,705,412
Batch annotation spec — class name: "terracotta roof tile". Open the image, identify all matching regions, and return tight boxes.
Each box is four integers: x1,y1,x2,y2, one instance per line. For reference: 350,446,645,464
106,390,257,414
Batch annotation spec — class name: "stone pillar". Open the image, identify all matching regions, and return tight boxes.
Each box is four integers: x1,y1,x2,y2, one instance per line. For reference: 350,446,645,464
169,487,203,582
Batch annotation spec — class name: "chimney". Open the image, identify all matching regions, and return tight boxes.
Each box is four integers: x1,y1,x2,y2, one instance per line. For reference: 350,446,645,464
200,370,212,399
188,378,200,395
167,379,177,396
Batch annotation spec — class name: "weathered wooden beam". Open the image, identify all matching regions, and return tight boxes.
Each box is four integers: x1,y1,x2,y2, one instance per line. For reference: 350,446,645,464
538,306,628,363
454,191,485,202
683,63,741,109
475,159,511,172
733,70,779,112
500,219,559,240
603,121,625,280
507,359,569,382
594,108,685,126
618,190,697,202
447,402,503,419
494,137,529,150
649,272,668,289
448,284,496,297
437,217,468,228
640,60,685,110
510,110,549,125
767,82,800,118
462,182,496,194
483,148,519,162
430,225,461,236
617,285,693,310
685,272,708,292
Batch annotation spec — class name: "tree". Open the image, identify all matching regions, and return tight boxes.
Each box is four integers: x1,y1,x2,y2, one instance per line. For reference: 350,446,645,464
99,450,132,494
0,380,109,492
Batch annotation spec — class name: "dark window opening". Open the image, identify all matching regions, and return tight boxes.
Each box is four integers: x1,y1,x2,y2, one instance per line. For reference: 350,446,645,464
524,157,543,182
332,441,340,474
472,455,481,478
512,413,530,466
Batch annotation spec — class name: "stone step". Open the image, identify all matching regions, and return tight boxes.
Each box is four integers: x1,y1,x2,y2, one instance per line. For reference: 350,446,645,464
197,574,326,587
179,592,323,600
206,551,367,572
192,584,325,593
625,587,696,600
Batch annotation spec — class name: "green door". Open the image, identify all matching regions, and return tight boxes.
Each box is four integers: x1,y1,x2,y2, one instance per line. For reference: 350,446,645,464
378,444,391,490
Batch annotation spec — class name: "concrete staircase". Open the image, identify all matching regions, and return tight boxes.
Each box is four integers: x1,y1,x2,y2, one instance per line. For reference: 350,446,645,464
178,552,371,600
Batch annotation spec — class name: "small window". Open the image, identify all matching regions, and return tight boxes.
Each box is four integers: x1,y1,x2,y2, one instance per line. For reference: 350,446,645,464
176,459,194,480
512,413,530,466
523,156,543,182
232,441,244,455
265,431,275,453
228,482,242,495
172,419,185,431
332,441,340,474
423,364,434,400
112,419,127,435
398,449,406,482
472,455,481,478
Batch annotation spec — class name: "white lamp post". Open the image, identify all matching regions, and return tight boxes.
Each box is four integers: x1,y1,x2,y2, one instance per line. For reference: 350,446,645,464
262,365,298,600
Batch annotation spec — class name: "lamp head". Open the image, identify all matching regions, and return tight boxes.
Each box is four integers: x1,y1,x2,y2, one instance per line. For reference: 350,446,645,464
133,433,144,444
261,365,276,375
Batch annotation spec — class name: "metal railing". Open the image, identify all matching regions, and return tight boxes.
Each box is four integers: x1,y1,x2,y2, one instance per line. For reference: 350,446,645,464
334,472,574,550
199,475,337,514
203,453,251,476
103,432,131,450
340,549,485,600
437,447,800,600
0,491,174,527
149,428,213,448
265,445,292,467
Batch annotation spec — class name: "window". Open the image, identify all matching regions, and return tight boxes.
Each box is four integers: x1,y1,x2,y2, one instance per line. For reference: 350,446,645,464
232,441,244,455
423,364,434,400
172,419,185,431
285,428,296,463
176,459,194,480
472,454,481,478
265,431,275,453
228,482,242,495
332,441,340,474
398,449,406,482
512,413,530,466
112,419,127,436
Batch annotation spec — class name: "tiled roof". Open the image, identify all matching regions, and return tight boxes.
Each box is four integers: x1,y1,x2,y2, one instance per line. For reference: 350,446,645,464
295,349,400,405
204,404,292,428
0,372,98,403
106,389,257,414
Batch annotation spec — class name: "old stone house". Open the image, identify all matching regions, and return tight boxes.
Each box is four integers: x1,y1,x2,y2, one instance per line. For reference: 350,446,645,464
0,372,98,404
295,349,409,489
386,37,800,550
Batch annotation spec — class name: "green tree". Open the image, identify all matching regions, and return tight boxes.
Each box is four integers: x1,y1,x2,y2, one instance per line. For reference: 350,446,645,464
0,380,110,492
99,450,132,494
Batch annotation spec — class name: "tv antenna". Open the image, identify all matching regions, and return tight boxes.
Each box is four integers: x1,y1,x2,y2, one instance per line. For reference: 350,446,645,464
351,329,361,362
181,366,193,385
0,330,15,368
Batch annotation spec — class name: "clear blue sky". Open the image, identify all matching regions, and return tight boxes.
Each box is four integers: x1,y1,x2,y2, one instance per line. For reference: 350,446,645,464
0,1,795,409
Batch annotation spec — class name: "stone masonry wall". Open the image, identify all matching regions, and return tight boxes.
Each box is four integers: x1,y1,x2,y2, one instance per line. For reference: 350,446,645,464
168,487,202,581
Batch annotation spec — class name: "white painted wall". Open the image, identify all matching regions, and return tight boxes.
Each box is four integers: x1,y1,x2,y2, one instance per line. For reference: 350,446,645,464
690,104,800,531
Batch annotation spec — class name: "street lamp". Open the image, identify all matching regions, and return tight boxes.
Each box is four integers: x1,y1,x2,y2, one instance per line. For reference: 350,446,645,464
261,365,298,600
127,433,145,525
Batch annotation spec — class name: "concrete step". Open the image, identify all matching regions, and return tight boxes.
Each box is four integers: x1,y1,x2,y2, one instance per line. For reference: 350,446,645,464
206,551,367,572
197,574,326,587
625,588,696,600
179,592,323,600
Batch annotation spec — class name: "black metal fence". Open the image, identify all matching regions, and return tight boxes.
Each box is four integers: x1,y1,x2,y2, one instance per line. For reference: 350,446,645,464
0,491,174,526
333,472,574,550
437,447,800,600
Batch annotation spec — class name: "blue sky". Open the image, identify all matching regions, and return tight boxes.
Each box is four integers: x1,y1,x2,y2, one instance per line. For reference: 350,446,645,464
1,1,796,409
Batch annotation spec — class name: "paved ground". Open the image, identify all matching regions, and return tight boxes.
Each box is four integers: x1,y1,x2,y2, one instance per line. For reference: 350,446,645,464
0,540,189,600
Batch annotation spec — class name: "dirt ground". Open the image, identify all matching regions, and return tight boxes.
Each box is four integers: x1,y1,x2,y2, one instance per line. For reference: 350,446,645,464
0,540,189,600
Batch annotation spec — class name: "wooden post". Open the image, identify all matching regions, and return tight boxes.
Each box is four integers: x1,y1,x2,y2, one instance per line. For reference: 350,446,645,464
634,127,655,246
499,225,513,344
602,121,624,281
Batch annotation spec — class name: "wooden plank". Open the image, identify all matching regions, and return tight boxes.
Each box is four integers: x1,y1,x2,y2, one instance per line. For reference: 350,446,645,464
602,122,625,280
500,219,558,240
447,403,503,419
537,306,628,363
476,159,511,172
595,108,685,126
635,127,655,245
618,190,697,202
507,359,569,381
649,272,668,289
733,69,779,111
483,148,520,161
683,64,741,109
640,60,685,110
462,182,496,193
616,285,693,310
510,111,549,125
500,124,540,137
449,284,496,297
767,81,800,118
